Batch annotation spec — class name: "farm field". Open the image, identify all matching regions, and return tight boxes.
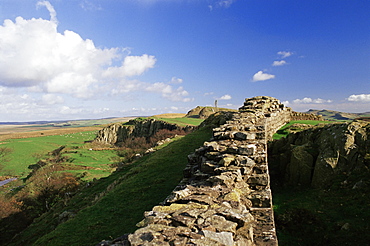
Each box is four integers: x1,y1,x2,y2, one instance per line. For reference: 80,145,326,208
0,130,117,180
0,116,136,141
273,120,337,139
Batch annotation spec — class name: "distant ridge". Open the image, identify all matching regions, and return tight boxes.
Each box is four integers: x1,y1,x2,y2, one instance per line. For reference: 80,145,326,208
185,106,237,119
306,109,370,121
0,117,137,126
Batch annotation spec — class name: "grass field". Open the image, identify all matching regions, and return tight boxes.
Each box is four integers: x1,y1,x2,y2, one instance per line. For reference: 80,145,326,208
273,120,336,140
0,130,117,179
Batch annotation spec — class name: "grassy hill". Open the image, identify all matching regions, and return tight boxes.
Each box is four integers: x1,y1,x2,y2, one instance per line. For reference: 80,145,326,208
306,109,370,121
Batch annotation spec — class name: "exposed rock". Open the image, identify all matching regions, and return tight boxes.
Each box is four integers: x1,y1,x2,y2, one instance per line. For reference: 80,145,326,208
94,118,195,145
269,120,370,188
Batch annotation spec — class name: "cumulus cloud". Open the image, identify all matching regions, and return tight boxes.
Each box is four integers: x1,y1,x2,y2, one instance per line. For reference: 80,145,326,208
0,1,164,100
219,94,232,100
293,97,332,104
252,71,275,82
347,94,370,102
277,51,294,58
272,60,287,66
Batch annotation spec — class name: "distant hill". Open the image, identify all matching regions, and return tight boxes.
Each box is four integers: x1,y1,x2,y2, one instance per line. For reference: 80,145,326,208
185,106,237,119
306,109,370,121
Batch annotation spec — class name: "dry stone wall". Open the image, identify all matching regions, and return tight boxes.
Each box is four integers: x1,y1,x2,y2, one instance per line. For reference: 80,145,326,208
97,96,321,246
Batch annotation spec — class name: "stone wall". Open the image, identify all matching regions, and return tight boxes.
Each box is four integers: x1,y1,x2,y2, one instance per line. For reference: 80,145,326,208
97,96,321,246
290,111,323,121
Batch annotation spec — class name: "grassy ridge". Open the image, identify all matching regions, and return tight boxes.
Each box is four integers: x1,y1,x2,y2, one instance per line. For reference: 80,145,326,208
8,126,213,246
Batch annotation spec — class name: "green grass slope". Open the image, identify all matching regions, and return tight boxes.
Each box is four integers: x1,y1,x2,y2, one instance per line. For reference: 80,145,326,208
8,126,212,246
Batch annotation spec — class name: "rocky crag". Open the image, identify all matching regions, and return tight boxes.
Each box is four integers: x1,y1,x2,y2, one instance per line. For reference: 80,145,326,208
269,119,370,189
97,96,322,246
94,118,196,145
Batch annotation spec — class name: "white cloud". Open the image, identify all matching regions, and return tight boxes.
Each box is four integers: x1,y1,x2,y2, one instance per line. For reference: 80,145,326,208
59,105,83,115
217,0,237,8
80,0,103,11
293,97,332,104
277,51,293,58
0,2,157,99
347,94,370,102
0,1,197,121
252,71,275,82
42,94,64,105
219,94,232,100
37,1,58,24
0,1,194,108
272,60,287,66
170,77,183,84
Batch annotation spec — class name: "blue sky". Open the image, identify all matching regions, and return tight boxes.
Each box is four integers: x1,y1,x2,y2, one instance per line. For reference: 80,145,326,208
0,0,369,121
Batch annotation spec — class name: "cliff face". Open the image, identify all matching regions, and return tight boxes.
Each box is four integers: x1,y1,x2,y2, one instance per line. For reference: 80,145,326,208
269,120,370,188
94,118,196,145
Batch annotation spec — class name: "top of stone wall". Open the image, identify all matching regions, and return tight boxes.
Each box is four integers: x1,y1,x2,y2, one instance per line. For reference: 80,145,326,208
239,96,290,114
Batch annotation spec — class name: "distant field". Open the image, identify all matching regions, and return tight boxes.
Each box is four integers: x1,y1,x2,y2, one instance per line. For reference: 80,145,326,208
0,115,204,180
0,117,136,141
273,120,336,140
152,117,204,126
0,126,102,142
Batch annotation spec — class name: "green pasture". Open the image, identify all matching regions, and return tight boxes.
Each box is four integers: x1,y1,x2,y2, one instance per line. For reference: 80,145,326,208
273,120,335,140
0,131,116,179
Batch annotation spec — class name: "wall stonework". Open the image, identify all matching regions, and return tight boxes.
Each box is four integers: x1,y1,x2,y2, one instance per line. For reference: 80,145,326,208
97,96,321,246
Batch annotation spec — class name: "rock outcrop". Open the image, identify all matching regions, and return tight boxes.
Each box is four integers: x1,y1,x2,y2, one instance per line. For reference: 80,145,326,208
269,120,370,188
94,118,195,145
